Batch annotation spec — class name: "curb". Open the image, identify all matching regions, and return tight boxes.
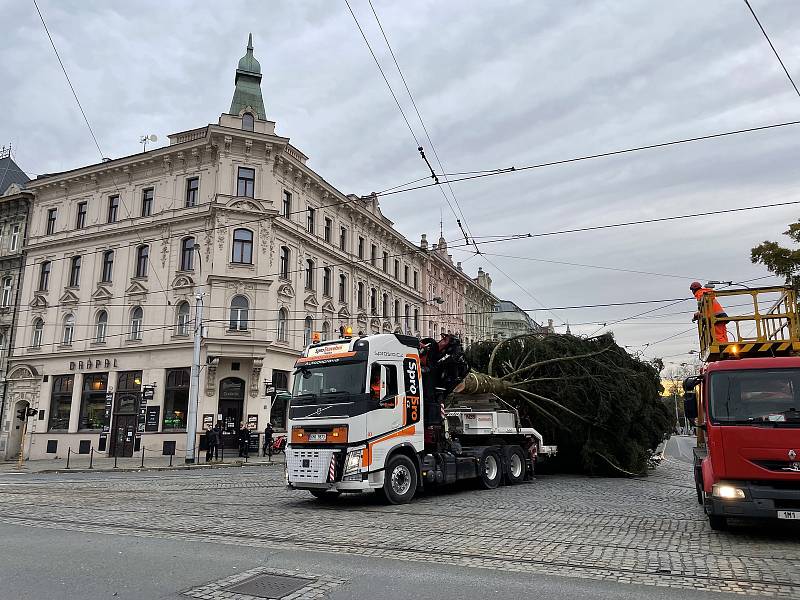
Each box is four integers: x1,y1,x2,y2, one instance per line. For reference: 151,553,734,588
1,460,285,475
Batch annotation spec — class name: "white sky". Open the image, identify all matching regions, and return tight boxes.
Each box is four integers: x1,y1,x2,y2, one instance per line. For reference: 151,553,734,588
2,0,799,367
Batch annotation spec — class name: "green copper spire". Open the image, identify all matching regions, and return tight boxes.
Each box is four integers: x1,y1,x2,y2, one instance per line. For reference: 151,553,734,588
229,33,266,120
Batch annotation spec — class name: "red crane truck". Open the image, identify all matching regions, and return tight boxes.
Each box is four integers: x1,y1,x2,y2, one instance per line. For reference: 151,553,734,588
684,285,800,530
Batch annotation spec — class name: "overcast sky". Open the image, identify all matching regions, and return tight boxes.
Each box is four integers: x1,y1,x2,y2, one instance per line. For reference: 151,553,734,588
3,0,799,368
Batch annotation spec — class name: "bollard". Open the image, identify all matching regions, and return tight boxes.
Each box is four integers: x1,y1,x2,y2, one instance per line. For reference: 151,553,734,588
169,453,173,467
65,447,71,470
89,448,94,469
114,452,118,469
141,447,145,468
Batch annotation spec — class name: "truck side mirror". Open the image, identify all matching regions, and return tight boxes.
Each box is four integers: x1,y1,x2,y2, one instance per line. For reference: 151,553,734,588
682,375,701,392
683,392,698,421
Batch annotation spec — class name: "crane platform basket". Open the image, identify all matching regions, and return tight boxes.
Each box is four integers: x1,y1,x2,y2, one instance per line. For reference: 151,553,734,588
697,286,800,361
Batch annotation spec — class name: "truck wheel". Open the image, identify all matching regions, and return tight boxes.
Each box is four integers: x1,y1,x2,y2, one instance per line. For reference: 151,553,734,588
504,446,526,485
695,482,703,505
708,514,728,531
478,449,502,489
381,455,418,504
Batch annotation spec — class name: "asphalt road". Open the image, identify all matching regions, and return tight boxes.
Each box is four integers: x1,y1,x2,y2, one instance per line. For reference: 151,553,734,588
0,456,797,600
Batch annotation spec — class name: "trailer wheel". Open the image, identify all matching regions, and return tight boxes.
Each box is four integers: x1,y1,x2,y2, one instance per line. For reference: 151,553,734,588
478,449,502,489
504,446,526,485
381,454,418,504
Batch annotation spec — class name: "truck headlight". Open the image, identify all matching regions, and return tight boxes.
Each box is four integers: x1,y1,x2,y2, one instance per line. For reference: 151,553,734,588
343,449,362,476
713,484,745,499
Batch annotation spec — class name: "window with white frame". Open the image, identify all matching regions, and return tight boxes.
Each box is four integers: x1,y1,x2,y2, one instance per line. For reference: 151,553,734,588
10,224,20,252
229,296,249,331
129,307,143,340
62,314,75,346
176,301,190,336
277,307,288,341
303,317,313,346
1,277,12,307
95,310,108,343
32,318,44,349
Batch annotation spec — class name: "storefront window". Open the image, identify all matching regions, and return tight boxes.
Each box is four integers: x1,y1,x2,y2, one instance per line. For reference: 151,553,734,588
163,368,190,430
48,374,74,431
79,373,109,430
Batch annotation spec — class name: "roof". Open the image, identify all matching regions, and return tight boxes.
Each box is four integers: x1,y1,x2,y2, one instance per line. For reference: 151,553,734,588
705,356,800,372
0,155,30,195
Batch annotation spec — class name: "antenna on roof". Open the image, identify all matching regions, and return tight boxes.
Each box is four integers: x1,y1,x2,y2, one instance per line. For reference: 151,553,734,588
140,134,158,152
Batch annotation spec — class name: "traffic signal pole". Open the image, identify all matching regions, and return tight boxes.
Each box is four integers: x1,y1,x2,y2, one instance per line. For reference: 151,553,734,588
16,416,27,470
184,291,204,464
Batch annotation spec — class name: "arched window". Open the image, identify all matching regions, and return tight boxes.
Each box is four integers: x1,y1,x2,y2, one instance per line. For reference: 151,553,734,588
130,307,143,340
280,246,290,279
242,112,254,131
69,256,81,287
357,282,364,309
338,273,346,302
229,295,249,331
414,308,420,332
305,259,314,290
404,304,410,330
303,316,313,346
232,229,253,264
1,276,12,307
32,318,44,348
180,237,195,271
95,310,108,343
394,299,400,322
101,250,114,283
382,293,388,318
39,261,51,291
277,307,288,341
370,288,377,315
62,314,74,346
176,301,190,336
321,321,330,341
0,332,5,357
323,267,331,297
135,245,149,278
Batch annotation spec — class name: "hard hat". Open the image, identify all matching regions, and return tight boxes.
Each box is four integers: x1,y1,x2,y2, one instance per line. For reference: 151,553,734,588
689,281,702,291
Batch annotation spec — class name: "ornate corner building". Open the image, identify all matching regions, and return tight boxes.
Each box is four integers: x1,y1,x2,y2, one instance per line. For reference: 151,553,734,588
2,36,495,460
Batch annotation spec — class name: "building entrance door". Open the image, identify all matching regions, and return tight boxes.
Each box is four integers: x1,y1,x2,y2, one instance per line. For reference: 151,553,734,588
110,414,136,457
218,377,245,450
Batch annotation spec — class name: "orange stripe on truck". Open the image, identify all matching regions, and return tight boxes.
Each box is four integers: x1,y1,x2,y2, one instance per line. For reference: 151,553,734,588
362,424,416,467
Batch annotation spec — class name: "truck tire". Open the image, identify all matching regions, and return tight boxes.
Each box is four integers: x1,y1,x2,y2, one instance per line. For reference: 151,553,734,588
380,454,418,504
478,449,502,490
708,514,728,531
504,446,526,485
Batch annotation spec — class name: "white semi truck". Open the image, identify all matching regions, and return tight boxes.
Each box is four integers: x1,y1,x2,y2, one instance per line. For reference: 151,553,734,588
285,333,556,504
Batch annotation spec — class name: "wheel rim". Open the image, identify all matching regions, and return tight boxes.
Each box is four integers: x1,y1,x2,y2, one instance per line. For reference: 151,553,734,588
509,453,523,478
485,454,498,480
391,464,412,496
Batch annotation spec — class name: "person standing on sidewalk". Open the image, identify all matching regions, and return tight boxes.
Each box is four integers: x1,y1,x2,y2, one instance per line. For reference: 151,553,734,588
204,426,215,463
238,422,250,458
263,423,274,458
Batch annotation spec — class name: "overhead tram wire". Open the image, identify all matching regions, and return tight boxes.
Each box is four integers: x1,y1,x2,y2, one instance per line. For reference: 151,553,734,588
31,0,170,303
376,120,800,197
366,0,478,251
743,0,800,99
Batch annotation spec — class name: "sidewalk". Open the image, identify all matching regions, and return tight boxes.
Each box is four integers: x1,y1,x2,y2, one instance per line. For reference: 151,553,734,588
0,452,285,474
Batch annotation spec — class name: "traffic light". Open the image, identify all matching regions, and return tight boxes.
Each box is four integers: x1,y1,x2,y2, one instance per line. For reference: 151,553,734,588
26,407,37,417
16,407,26,422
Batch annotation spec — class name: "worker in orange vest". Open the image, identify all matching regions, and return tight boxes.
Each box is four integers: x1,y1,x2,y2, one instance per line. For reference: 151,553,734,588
690,281,729,343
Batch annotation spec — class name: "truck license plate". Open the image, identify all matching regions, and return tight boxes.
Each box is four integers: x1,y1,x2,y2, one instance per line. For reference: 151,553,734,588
308,433,327,442
777,510,799,520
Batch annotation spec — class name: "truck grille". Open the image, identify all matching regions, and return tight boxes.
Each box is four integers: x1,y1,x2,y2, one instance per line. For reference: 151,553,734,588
287,448,338,484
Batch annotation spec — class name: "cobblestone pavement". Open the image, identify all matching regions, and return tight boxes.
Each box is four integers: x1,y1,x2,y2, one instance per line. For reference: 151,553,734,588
0,457,798,598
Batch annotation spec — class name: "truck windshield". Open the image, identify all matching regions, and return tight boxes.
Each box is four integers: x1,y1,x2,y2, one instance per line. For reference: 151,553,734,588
292,361,367,403
709,369,800,425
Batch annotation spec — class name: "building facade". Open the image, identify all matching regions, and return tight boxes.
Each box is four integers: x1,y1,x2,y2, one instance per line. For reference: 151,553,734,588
419,233,496,346
0,155,32,459
491,299,553,340
6,37,428,460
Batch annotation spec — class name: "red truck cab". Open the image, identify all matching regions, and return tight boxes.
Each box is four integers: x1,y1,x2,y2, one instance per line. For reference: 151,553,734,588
686,286,800,530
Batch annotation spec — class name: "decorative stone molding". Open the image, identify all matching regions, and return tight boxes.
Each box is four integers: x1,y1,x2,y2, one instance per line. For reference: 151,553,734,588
244,139,252,157
277,283,295,299
223,136,232,155
163,155,173,174
191,147,200,165
205,363,217,397
250,358,263,398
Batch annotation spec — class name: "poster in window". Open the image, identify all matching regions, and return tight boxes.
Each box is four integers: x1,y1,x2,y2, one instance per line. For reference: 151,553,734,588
145,406,161,432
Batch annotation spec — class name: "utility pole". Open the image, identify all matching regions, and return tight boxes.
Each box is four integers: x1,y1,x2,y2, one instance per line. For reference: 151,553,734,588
185,291,204,463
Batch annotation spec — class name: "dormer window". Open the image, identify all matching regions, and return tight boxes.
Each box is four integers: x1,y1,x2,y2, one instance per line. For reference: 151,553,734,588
242,112,254,131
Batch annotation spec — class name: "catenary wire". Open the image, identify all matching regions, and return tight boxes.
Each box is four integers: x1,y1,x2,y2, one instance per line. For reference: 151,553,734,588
742,0,800,98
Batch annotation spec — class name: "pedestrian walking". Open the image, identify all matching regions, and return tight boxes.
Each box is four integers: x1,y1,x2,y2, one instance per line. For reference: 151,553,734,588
238,422,250,458
263,423,274,458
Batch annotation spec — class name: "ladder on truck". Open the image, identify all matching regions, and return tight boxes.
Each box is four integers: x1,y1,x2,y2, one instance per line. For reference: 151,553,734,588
697,285,800,361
